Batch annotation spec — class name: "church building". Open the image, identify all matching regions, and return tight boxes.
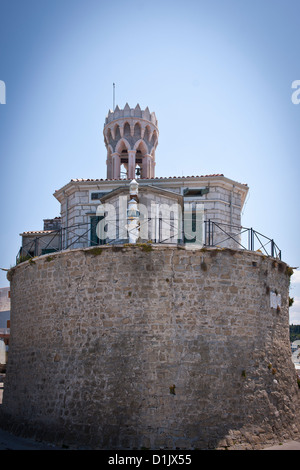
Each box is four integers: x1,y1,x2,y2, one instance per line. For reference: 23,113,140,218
18,104,249,259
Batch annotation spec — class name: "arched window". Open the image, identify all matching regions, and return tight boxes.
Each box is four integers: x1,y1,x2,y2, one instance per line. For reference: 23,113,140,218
113,124,121,140
120,163,127,179
123,122,131,138
151,130,158,147
135,164,142,178
144,125,150,142
134,122,141,139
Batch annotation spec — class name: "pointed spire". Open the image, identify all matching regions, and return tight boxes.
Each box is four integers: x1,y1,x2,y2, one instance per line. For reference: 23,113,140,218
134,103,142,117
124,103,131,117
143,106,150,120
150,111,157,125
113,104,121,118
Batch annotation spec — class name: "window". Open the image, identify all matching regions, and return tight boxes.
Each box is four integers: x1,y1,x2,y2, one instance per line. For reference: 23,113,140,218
183,187,209,197
91,192,108,200
90,216,106,246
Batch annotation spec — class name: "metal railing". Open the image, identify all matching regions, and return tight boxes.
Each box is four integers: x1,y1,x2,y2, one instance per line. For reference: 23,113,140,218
16,218,282,264
204,220,281,259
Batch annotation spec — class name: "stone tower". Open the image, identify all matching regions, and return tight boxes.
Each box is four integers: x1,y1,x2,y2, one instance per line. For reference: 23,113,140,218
103,103,159,180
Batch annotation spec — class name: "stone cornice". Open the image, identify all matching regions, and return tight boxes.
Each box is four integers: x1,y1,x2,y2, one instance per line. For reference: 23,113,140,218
53,174,249,206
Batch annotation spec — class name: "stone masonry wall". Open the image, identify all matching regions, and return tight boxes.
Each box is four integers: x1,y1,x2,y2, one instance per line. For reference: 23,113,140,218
1,246,299,449
57,178,245,251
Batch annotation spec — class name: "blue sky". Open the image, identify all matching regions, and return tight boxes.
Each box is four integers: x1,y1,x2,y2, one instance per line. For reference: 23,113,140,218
0,0,299,323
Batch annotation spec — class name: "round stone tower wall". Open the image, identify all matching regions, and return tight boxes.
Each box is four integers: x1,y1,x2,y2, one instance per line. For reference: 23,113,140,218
1,246,300,449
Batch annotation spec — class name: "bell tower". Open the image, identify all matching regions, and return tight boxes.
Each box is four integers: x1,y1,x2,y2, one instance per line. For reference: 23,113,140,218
103,103,159,180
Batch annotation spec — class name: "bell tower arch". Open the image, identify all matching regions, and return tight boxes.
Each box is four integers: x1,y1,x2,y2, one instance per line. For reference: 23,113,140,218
103,103,159,180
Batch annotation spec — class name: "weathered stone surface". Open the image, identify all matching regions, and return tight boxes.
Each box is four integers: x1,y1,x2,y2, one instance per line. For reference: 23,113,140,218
1,246,299,449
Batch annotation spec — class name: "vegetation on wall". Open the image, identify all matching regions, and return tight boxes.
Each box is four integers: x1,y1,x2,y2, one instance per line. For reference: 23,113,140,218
290,324,300,343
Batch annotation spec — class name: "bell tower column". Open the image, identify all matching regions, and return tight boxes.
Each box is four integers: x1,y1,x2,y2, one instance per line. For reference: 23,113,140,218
111,152,120,179
151,157,156,178
128,150,136,179
104,104,159,180
141,154,149,179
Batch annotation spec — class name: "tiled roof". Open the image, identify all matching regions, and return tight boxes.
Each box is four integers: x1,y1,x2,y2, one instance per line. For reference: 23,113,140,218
54,174,248,194
21,230,58,236
70,174,225,182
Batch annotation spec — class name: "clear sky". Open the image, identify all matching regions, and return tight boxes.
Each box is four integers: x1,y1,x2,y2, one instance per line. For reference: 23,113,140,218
0,0,299,323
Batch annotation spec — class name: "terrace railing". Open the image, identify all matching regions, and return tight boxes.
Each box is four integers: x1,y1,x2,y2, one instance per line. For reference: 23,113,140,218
16,218,281,264
204,220,281,259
